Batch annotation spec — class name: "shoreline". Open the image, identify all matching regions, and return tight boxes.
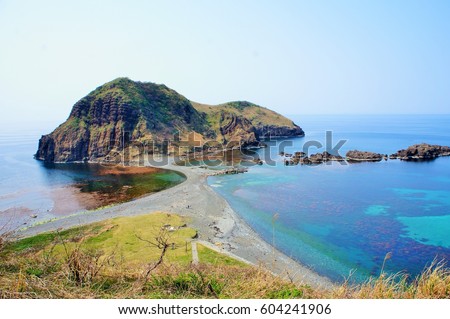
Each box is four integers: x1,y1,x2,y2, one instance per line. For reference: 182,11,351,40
18,159,333,290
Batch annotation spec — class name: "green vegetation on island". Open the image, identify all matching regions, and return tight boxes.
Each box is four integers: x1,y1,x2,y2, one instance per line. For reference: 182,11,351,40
35,78,304,163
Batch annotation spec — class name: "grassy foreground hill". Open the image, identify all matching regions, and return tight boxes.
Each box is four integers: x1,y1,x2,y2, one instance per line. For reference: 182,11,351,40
1,213,449,299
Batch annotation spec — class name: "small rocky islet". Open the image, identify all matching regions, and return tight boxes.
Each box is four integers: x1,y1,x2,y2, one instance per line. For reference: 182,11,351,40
281,151,345,165
389,143,450,160
281,143,450,166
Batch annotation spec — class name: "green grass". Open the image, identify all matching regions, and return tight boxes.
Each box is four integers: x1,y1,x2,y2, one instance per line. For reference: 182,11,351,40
266,287,308,298
5,212,198,269
2,213,450,299
5,226,87,253
46,213,198,267
197,244,247,267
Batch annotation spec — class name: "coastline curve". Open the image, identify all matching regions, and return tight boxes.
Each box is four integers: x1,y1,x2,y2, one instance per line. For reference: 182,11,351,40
18,159,333,290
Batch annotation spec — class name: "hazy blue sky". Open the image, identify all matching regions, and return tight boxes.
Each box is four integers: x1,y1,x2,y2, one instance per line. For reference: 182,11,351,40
1,0,449,126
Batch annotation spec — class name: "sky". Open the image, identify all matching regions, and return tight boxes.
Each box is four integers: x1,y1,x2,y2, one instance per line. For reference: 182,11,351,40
1,0,450,126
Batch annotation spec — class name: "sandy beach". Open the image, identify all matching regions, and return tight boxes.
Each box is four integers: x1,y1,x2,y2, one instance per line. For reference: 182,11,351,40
19,159,333,290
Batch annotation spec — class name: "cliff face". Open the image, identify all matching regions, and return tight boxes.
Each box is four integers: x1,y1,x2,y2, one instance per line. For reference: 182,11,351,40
36,78,212,162
192,101,304,140
217,111,258,147
36,78,304,162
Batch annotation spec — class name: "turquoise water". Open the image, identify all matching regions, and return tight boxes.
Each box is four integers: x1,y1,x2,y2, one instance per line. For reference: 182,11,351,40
208,115,450,282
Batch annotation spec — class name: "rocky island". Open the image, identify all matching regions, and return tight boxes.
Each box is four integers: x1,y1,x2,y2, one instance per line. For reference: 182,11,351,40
282,151,345,165
35,78,304,163
390,143,450,161
282,143,450,166
345,150,385,162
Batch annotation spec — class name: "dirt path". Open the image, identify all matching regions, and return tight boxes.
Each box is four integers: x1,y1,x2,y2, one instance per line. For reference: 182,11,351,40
191,241,199,265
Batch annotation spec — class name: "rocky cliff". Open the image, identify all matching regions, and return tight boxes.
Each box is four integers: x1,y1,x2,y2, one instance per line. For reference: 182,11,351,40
192,101,304,140
36,78,304,162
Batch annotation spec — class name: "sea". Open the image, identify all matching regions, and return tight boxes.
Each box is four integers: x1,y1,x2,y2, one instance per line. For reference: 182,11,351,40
208,114,450,282
0,122,185,231
1,115,450,283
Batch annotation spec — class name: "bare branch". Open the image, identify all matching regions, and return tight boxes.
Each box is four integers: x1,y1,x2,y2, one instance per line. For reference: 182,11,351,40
135,227,173,280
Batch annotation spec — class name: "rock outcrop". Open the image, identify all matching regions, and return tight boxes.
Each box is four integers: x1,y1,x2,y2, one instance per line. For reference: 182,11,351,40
345,150,383,162
36,78,304,162
280,144,450,167
254,125,304,138
390,143,450,161
283,151,344,165
35,78,213,162
192,101,304,140
216,111,258,147
309,151,345,164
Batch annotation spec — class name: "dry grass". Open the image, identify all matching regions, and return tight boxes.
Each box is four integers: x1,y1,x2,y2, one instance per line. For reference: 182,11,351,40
0,219,314,299
1,215,449,299
331,260,450,299
2,239,449,299
0,249,313,299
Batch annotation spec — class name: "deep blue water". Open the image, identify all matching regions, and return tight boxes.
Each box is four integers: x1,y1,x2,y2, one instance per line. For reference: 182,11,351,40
208,115,450,282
